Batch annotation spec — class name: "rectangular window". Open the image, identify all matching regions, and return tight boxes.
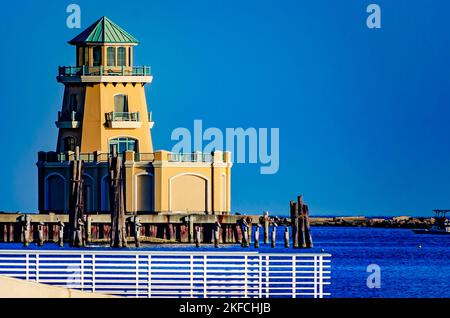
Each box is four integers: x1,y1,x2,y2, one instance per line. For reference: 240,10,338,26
77,47,83,66
69,94,78,112
114,94,129,113
118,47,126,66
128,47,132,66
84,47,89,66
107,47,116,66
93,46,102,66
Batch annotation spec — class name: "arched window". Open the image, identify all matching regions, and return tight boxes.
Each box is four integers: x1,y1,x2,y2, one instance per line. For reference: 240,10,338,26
63,136,76,152
117,47,126,66
109,137,137,154
114,94,129,113
45,174,66,212
92,46,102,66
83,174,94,213
101,175,110,212
107,47,116,66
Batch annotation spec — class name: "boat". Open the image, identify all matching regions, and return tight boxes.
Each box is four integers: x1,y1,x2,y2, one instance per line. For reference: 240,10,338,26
413,210,450,234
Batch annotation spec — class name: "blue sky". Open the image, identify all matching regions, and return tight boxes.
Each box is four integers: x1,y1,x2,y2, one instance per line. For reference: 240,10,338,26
0,0,449,216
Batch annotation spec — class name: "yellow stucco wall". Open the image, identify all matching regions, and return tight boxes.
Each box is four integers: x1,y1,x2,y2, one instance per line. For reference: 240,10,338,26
81,82,153,153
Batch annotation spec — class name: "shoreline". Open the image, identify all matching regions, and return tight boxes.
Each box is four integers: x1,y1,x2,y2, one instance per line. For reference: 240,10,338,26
308,216,432,229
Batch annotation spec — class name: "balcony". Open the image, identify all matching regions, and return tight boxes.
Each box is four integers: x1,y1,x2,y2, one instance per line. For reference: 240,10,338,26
55,111,81,129
105,112,142,129
57,66,152,84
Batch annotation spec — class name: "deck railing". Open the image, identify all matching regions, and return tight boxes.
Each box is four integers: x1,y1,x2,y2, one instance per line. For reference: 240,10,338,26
168,153,213,163
0,250,331,298
106,112,140,122
58,66,151,77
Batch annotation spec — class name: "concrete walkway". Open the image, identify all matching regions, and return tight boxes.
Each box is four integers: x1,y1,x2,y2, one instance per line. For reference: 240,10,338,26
0,276,118,298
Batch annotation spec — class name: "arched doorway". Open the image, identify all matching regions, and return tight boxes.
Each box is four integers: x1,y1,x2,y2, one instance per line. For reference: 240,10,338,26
135,173,154,212
170,174,208,213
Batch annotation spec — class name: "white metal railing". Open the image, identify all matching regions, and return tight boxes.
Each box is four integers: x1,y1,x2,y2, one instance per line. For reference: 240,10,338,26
0,250,331,298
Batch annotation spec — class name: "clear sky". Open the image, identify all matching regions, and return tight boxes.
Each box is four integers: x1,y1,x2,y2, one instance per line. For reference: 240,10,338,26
0,0,449,216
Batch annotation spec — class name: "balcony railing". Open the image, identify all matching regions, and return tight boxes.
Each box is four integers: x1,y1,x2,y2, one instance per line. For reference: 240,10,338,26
58,66,151,77
57,111,81,122
106,112,140,122
39,152,228,164
168,153,213,163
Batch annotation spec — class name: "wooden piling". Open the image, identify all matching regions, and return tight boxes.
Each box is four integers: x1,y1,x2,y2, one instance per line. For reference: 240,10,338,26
38,222,44,246
263,212,269,244
298,196,306,248
109,148,127,248
303,204,313,248
290,201,299,248
254,226,260,248
284,227,290,248
271,225,277,248
194,226,201,247
134,216,142,248
21,215,30,247
213,219,221,248
187,216,195,243
58,221,64,247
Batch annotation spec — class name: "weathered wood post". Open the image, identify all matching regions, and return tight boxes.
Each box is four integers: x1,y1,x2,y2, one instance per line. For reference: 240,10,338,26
263,211,269,244
284,227,290,248
240,217,250,248
58,220,64,247
298,196,306,248
77,218,85,247
271,224,277,248
84,215,92,244
134,216,142,248
109,147,127,248
213,218,221,248
194,226,201,247
69,146,85,247
254,226,260,248
290,201,299,248
20,215,31,247
303,204,314,248
187,216,195,244
38,222,45,246
246,216,253,245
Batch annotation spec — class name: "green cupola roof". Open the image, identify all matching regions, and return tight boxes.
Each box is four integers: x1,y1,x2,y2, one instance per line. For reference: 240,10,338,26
69,16,139,45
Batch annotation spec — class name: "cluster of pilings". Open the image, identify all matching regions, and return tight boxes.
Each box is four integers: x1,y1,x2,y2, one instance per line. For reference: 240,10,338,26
2,165,315,249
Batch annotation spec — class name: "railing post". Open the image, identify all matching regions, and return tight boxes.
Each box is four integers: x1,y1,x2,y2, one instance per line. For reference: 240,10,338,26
135,254,139,298
190,255,194,298
148,254,152,298
318,255,324,298
81,254,84,291
292,256,296,298
36,254,39,284
244,255,248,298
258,255,262,298
92,254,96,293
203,255,207,298
313,255,318,298
25,253,29,281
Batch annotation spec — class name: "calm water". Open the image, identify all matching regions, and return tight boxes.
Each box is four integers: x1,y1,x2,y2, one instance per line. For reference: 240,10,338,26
1,226,449,298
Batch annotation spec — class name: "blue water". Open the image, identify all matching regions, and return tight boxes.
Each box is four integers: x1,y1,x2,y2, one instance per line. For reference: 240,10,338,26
1,226,449,298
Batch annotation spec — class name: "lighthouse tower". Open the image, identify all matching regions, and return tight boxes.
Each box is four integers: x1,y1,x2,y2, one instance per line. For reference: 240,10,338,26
56,16,154,154
38,17,232,216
